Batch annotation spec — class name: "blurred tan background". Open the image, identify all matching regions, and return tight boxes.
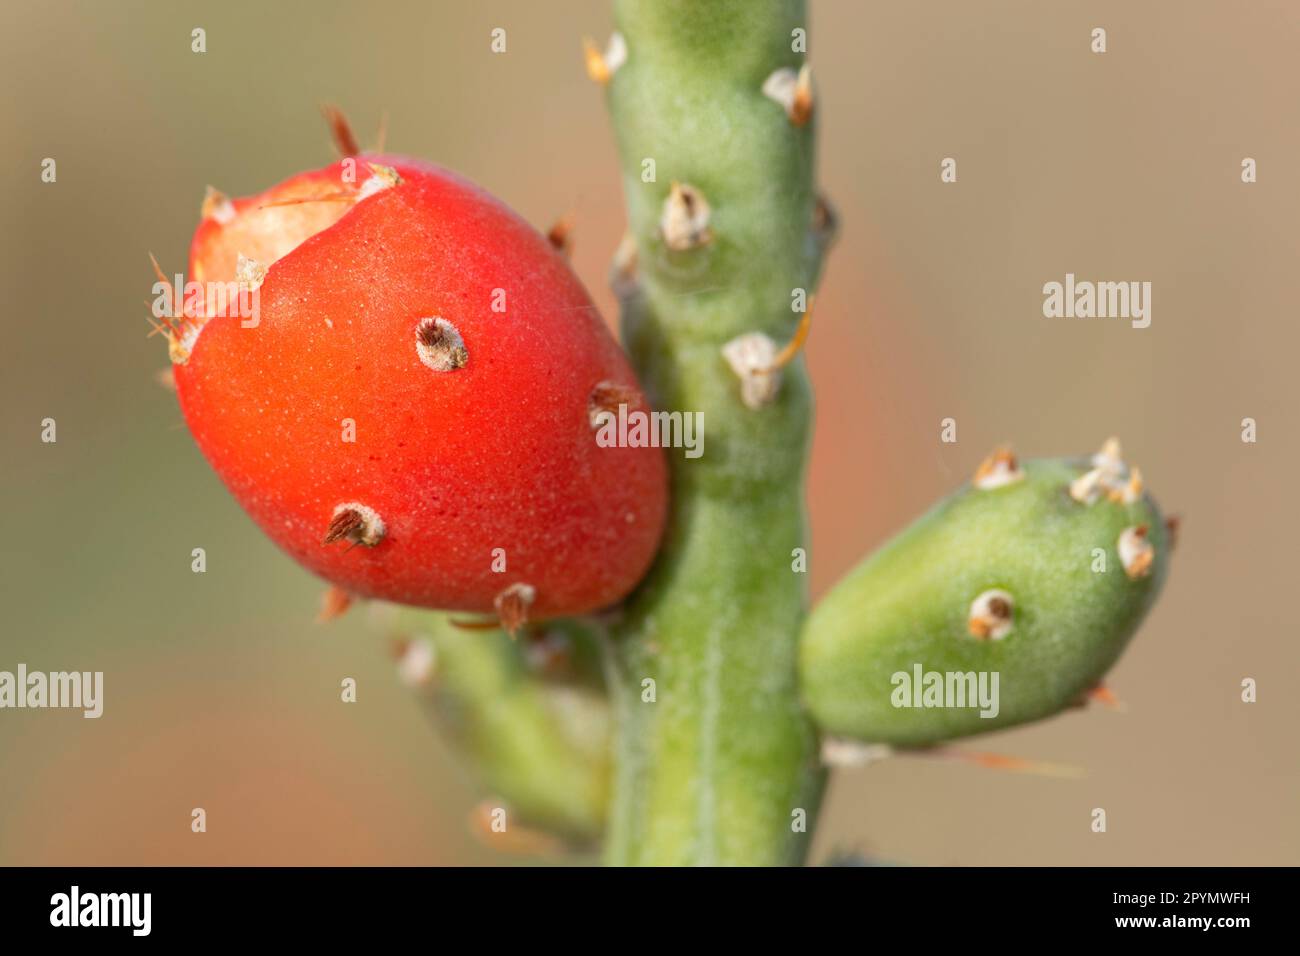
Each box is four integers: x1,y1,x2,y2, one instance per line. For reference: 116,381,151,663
1,0,1295,865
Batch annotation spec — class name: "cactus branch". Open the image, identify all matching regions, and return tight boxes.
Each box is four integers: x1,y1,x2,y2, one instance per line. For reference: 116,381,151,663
800,446,1171,747
599,0,826,865
382,608,610,846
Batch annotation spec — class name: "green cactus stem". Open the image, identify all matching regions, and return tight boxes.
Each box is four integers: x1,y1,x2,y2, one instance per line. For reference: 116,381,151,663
799,443,1171,747
598,0,828,865
382,608,611,846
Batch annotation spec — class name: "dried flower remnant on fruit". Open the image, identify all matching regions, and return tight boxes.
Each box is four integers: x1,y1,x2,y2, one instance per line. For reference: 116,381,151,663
588,380,642,430
357,163,402,201
968,589,1015,640
722,332,781,410
322,503,386,548
253,158,399,212
415,317,469,372
761,63,814,126
495,583,537,636
583,32,626,86
201,186,235,225
358,163,401,199
1118,525,1154,579
659,182,712,251
972,446,1023,490
235,254,268,292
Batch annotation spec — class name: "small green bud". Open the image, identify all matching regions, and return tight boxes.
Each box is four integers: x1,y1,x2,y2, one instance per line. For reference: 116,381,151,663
800,443,1171,747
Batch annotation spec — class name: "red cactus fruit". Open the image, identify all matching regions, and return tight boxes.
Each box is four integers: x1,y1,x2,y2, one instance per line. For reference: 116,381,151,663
164,151,667,627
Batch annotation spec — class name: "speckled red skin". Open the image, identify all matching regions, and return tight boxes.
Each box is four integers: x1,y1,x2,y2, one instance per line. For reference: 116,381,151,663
174,155,667,618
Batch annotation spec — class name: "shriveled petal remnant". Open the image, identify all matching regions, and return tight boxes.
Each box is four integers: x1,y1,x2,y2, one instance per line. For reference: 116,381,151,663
201,186,236,224
235,254,268,292
357,163,402,200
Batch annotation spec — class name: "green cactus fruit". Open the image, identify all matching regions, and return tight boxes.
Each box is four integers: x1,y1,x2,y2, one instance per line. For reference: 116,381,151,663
385,609,610,846
799,441,1172,747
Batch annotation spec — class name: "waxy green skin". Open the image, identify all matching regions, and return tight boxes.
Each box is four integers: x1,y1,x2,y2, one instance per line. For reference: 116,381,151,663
800,457,1169,747
601,0,825,866
385,609,610,843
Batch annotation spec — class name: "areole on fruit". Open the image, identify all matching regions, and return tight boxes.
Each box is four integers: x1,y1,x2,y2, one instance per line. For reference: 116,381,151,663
414,317,469,372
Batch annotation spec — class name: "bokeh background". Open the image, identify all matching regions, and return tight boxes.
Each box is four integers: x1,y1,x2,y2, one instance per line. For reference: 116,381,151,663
1,0,1295,865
